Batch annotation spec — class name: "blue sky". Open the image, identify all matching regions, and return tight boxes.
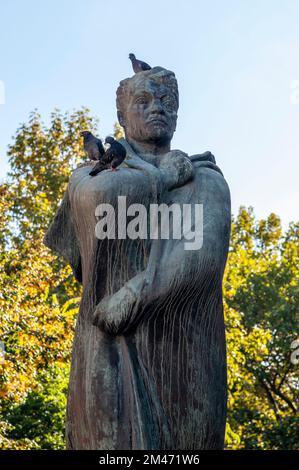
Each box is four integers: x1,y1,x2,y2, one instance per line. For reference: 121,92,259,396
1,0,299,227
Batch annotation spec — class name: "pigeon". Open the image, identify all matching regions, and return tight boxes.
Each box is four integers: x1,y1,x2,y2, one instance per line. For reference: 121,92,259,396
89,137,126,176
129,53,151,73
81,131,105,161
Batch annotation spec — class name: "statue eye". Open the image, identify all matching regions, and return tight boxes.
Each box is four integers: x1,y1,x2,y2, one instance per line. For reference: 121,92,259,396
162,96,175,109
135,96,148,105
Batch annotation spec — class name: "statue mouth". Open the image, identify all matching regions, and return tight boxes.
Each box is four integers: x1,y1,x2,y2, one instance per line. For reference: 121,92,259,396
147,116,168,126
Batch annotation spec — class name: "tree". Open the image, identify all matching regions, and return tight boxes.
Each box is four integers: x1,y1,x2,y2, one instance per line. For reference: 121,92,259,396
0,109,99,448
225,207,299,449
6,108,98,239
1,364,69,449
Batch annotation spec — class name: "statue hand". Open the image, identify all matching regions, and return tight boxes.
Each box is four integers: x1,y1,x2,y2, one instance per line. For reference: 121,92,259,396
92,273,146,335
158,149,194,190
189,151,216,164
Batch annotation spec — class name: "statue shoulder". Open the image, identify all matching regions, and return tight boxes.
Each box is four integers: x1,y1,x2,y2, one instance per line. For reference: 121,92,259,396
190,152,230,203
190,151,225,180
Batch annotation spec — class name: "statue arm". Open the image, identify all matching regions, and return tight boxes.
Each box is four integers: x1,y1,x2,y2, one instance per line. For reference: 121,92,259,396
92,270,148,335
92,253,176,336
93,157,228,336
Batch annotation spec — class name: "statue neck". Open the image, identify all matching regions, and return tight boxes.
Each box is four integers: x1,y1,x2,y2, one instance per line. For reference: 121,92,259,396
126,138,170,166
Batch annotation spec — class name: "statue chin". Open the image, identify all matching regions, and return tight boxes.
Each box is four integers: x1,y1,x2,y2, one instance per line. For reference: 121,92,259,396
137,129,174,146
148,122,173,140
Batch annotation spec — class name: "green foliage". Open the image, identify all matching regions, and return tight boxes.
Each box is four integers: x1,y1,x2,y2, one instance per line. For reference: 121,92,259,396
6,108,98,240
113,122,125,140
0,109,97,448
1,364,69,449
225,207,299,449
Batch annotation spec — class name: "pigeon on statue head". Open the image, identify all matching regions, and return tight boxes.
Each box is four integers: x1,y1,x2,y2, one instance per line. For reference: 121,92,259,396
129,53,151,74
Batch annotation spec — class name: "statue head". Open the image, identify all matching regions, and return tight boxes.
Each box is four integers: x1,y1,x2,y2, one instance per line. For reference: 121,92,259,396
116,67,179,147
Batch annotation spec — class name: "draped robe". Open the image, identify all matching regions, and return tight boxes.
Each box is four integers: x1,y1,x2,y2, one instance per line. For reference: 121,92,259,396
44,139,231,450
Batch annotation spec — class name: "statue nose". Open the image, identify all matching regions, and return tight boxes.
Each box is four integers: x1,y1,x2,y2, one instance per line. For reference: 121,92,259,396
150,99,164,114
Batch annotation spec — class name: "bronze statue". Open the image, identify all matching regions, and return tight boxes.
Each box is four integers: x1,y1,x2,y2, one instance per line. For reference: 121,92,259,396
44,66,231,450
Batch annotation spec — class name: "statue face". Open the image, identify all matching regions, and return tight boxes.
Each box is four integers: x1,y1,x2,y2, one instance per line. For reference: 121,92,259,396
120,77,178,145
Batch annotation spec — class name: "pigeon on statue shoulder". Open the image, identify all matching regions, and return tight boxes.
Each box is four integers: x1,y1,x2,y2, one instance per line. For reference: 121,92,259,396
81,131,105,161
89,137,126,176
